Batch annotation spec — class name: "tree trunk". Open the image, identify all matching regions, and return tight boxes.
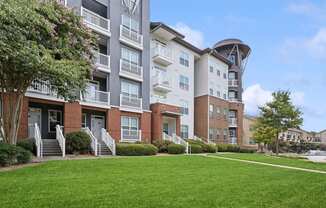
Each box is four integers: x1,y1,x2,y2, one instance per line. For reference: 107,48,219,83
1,92,24,145
275,132,279,156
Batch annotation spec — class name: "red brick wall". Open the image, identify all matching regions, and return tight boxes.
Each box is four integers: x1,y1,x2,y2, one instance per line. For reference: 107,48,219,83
18,97,29,139
107,107,121,142
141,111,151,143
194,96,209,140
64,102,81,134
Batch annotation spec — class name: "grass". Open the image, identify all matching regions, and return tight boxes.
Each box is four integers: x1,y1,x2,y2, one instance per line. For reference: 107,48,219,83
214,153,326,171
0,155,325,208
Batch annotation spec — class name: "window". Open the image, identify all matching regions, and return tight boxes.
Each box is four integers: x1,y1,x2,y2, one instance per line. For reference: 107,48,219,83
223,129,228,140
209,104,214,118
229,54,236,64
121,116,139,132
181,125,189,139
223,73,227,79
229,72,236,80
223,93,227,99
223,108,228,116
180,100,189,115
121,81,139,97
209,66,214,73
229,91,236,100
48,110,62,132
179,75,189,90
179,52,189,67
216,91,221,97
217,70,220,76
216,106,221,114
209,128,214,140
209,88,214,95
121,47,140,65
216,129,220,140
82,113,87,128
122,15,139,32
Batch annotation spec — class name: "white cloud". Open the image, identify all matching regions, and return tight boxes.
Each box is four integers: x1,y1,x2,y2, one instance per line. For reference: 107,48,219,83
173,22,204,48
287,1,320,16
280,28,326,61
243,84,305,115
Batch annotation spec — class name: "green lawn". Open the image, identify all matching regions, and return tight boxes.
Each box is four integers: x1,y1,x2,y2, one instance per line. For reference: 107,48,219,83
0,156,325,208
214,153,326,171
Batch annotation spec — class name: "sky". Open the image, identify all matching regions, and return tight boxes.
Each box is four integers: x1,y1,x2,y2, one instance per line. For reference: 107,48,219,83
151,0,326,132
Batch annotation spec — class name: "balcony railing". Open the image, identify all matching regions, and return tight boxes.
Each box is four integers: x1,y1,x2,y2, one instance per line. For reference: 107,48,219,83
228,80,239,87
120,25,143,49
93,51,110,72
153,44,173,65
228,118,238,127
121,129,141,142
81,7,110,36
81,88,110,106
120,94,142,110
27,80,57,98
152,75,172,92
119,59,143,81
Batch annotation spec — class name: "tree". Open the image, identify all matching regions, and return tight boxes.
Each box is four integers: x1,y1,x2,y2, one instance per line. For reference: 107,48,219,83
258,91,303,155
0,0,97,144
252,120,277,152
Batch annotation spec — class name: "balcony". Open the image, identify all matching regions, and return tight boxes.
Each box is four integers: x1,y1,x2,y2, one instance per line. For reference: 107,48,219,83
93,51,110,73
152,44,173,66
228,118,238,127
120,94,142,112
228,80,239,87
26,80,61,101
81,7,110,36
152,75,172,93
119,25,143,50
121,129,141,142
81,87,110,108
119,59,143,81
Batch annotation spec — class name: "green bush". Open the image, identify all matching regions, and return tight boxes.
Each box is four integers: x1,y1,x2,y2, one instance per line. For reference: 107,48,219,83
65,131,91,154
217,144,240,152
116,143,158,156
203,144,217,153
239,148,256,153
190,144,203,154
16,146,32,164
167,144,186,154
0,143,32,166
17,139,35,155
152,140,173,153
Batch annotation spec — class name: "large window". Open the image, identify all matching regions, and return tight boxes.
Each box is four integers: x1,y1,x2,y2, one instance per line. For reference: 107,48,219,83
229,72,237,80
209,104,214,118
122,14,139,32
121,116,139,132
180,100,189,115
179,75,189,90
121,47,140,65
48,110,62,133
179,51,189,67
209,88,214,96
181,125,189,139
121,81,139,97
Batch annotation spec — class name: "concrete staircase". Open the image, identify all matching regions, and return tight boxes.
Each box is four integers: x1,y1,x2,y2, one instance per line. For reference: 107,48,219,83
42,139,62,157
98,140,112,156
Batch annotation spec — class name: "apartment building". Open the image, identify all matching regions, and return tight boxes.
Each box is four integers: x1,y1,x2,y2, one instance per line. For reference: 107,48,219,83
149,23,200,141
242,115,258,148
16,0,151,149
195,40,250,144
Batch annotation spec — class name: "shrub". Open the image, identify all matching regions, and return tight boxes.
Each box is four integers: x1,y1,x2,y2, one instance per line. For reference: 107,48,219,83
17,139,35,155
152,140,173,153
189,144,203,154
0,143,17,166
116,143,158,156
217,144,240,152
16,146,32,164
65,131,91,154
167,144,186,154
203,144,217,153
239,148,256,153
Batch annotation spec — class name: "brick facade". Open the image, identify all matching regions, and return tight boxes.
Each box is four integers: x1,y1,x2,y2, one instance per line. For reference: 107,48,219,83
64,102,82,134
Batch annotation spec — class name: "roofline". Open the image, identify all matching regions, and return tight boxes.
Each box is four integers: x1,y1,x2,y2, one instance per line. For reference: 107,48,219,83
173,37,202,55
202,48,233,66
150,22,185,39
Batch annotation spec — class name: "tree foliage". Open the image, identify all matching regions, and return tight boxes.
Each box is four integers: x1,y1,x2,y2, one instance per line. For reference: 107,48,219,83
257,91,303,154
0,0,97,144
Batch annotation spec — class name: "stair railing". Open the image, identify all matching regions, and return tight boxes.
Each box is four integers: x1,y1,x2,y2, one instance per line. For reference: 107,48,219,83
163,132,189,154
82,127,98,156
55,125,65,157
101,128,116,156
34,123,43,158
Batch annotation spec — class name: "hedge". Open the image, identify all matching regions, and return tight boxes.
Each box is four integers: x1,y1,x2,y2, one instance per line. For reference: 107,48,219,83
189,144,203,154
0,143,32,166
187,139,217,153
152,140,173,153
167,144,186,154
17,139,35,155
116,143,158,156
65,131,91,154
217,144,240,152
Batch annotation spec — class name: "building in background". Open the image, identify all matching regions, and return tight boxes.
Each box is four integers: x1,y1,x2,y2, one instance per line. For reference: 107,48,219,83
242,115,258,148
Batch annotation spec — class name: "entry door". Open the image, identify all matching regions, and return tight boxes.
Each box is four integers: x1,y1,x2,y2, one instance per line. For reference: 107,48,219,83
28,108,42,138
91,115,105,139
163,123,169,135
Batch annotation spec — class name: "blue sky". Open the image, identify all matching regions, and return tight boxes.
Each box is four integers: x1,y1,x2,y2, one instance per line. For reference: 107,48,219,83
151,0,326,132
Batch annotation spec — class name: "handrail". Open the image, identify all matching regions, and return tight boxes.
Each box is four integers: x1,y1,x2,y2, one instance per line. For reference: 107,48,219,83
120,93,142,110
34,123,42,158
82,127,98,156
163,133,189,154
120,58,143,77
101,128,116,156
55,125,65,157
153,44,172,60
81,7,110,32
120,25,143,45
